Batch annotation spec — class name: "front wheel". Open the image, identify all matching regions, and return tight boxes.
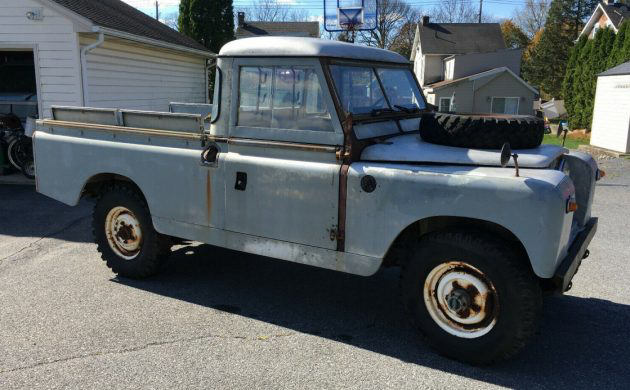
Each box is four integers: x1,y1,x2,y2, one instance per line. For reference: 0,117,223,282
92,184,171,278
401,231,542,365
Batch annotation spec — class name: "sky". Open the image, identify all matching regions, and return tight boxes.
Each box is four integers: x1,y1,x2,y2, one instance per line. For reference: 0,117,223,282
121,0,525,23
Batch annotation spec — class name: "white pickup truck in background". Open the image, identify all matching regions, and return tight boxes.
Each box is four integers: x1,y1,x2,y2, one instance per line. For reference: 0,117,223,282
33,37,600,365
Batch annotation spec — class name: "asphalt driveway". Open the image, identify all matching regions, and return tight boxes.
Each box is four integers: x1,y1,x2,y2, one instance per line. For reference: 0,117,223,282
1,157,629,389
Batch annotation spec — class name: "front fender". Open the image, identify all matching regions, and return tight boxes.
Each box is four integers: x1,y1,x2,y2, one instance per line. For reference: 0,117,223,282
345,163,574,278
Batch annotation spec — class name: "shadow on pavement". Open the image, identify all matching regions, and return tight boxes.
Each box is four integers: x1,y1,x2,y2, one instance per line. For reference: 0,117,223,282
0,185,92,243
116,244,630,388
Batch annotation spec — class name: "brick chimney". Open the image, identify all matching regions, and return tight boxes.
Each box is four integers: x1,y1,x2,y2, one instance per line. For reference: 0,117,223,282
422,16,430,26
237,12,245,27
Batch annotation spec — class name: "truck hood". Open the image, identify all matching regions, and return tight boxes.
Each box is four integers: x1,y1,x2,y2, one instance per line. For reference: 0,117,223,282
360,134,567,168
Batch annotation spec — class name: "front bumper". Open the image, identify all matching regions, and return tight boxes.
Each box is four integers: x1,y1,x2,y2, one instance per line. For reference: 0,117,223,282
552,218,598,293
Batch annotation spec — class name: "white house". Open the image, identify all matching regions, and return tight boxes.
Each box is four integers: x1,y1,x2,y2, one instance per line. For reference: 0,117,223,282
590,61,630,154
579,0,630,39
0,0,214,121
410,17,538,115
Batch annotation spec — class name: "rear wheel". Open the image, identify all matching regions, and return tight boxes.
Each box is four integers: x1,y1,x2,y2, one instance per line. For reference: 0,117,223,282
92,184,171,278
401,231,542,365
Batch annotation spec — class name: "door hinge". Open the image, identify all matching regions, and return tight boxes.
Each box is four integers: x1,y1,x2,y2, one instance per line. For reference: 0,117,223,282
329,226,344,241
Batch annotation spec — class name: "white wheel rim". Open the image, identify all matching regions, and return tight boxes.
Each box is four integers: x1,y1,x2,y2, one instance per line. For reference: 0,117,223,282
105,206,142,260
424,261,498,339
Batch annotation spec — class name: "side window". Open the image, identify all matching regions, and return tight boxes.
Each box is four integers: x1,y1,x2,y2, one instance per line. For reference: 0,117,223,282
238,66,273,127
238,65,333,131
439,97,451,113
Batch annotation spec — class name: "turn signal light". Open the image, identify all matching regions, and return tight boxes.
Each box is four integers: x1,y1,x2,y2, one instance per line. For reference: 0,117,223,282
596,169,606,181
566,199,578,213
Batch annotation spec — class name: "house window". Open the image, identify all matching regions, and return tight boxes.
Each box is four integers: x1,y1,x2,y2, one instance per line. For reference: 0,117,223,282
238,65,332,131
444,59,454,80
491,97,519,114
439,97,451,112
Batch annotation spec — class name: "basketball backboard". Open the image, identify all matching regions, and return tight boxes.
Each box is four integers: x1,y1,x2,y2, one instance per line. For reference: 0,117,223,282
324,0,377,32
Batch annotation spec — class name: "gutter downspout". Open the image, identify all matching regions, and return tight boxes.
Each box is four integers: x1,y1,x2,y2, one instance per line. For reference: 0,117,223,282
80,32,105,106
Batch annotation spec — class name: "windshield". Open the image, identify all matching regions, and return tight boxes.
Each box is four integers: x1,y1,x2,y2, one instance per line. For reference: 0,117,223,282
329,65,425,116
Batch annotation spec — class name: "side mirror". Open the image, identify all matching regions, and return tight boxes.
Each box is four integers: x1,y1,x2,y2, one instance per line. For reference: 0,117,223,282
500,142,520,177
500,142,512,168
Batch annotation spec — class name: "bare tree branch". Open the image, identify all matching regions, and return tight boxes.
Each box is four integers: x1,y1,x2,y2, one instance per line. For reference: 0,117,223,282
513,0,550,38
239,0,309,22
431,0,478,23
358,0,412,49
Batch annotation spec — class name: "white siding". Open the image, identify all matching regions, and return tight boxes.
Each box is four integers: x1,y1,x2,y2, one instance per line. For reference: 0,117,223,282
423,55,447,86
0,0,82,117
80,35,207,112
590,75,630,153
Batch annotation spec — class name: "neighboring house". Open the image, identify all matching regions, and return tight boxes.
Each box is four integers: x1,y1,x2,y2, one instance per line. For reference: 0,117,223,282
590,60,630,153
579,0,630,39
410,17,538,115
0,0,214,119
235,12,319,39
540,99,567,119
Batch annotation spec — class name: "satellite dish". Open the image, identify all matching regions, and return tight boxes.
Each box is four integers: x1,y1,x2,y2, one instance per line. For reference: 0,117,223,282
500,142,512,168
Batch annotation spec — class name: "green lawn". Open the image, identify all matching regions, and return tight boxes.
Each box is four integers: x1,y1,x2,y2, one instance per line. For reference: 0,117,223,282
543,134,589,150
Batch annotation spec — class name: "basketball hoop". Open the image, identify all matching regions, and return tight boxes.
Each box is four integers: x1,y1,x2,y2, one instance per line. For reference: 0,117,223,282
324,0,377,32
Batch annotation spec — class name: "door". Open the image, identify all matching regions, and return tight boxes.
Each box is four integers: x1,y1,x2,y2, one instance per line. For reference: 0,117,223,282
224,58,344,250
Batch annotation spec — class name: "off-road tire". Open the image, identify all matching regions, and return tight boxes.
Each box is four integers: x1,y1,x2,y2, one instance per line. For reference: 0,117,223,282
92,184,171,278
400,231,542,365
420,112,544,149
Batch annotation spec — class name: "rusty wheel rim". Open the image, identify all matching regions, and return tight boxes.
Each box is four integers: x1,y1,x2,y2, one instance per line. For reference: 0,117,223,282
424,261,498,339
105,206,143,260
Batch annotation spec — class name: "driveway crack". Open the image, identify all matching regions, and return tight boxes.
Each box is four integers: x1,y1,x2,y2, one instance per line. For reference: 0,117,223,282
0,215,90,265
0,332,296,375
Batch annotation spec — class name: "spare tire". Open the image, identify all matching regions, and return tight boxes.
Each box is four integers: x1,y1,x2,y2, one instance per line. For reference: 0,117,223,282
420,113,544,149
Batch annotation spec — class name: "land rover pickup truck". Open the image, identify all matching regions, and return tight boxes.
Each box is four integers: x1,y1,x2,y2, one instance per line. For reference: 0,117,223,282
33,37,600,365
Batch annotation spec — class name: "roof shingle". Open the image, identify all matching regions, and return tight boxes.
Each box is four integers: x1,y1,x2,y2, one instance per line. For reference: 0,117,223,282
50,0,210,52
602,2,630,29
599,60,630,76
235,21,320,39
418,23,506,55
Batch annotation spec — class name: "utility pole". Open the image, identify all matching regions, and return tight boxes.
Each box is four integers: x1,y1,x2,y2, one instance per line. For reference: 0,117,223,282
155,1,159,20
478,0,483,23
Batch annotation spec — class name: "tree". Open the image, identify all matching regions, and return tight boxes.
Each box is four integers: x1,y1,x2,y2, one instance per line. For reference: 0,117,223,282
562,35,586,126
581,27,615,127
573,38,594,128
501,20,530,49
431,0,478,23
178,0,235,54
389,11,421,58
162,12,179,30
522,0,598,99
358,0,412,49
242,0,308,22
608,21,630,69
514,0,551,39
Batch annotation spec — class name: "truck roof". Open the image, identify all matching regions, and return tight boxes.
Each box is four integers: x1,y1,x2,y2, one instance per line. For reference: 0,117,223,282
218,37,409,64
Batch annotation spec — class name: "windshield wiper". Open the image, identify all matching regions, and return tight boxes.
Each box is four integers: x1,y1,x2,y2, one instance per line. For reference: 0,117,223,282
394,105,421,113
370,107,397,116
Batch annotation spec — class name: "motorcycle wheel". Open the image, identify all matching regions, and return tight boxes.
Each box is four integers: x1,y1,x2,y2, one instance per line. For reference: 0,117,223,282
21,159,35,179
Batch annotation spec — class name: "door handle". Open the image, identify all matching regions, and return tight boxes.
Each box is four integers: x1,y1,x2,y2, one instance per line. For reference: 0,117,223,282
235,172,247,191
201,144,219,166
